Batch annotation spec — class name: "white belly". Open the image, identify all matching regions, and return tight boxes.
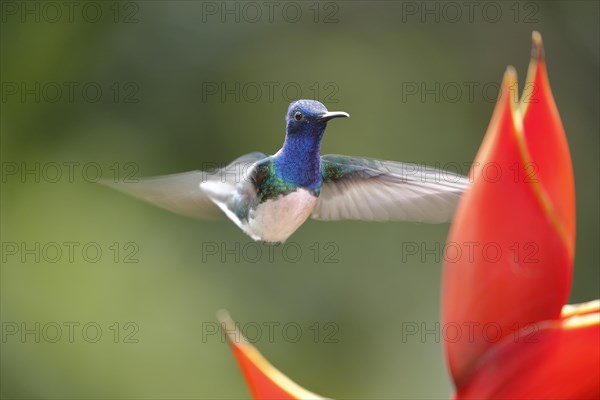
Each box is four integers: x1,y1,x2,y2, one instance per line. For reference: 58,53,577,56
246,189,318,243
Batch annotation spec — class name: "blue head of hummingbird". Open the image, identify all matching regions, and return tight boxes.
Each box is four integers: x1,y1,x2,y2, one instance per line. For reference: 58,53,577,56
275,100,349,190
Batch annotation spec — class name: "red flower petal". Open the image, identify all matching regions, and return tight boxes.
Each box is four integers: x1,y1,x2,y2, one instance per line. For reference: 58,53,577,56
455,311,600,399
441,33,574,386
520,32,576,259
219,311,327,400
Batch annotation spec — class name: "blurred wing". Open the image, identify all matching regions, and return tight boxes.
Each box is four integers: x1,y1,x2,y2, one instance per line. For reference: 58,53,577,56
101,152,268,220
312,154,470,223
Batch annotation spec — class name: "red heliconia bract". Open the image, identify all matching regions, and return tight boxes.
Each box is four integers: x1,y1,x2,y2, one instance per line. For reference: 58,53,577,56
455,302,599,399
441,32,576,386
218,311,327,399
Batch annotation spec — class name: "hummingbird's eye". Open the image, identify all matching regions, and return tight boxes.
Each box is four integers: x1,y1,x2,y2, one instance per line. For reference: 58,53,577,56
293,111,303,121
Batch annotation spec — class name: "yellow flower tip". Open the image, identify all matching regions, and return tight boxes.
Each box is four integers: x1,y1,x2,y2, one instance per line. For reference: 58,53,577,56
531,31,545,61
217,309,248,347
216,308,233,329
216,308,231,323
562,312,600,330
502,65,519,101
502,66,522,123
503,65,518,87
520,31,547,115
562,300,600,318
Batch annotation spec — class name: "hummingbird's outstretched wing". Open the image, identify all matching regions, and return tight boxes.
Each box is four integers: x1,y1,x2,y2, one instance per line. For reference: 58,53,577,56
101,152,268,219
312,154,470,223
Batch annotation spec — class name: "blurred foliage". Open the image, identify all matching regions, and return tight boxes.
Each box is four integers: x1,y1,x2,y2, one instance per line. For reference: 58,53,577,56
1,1,598,399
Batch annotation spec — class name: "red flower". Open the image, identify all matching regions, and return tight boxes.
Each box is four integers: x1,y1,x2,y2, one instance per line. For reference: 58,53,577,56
218,310,327,399
219,32,599,399
442,31,599,399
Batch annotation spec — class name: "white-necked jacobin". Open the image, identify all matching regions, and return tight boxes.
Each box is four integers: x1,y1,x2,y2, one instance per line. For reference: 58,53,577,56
104,100,469,243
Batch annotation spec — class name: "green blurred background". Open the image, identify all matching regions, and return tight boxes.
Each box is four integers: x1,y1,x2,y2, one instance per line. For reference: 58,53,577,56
1,1,598,398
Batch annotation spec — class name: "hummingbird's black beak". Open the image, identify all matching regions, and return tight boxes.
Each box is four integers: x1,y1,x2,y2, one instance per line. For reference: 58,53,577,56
317,111,350,122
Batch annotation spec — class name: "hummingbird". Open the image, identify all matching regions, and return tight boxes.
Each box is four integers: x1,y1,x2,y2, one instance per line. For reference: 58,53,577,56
104,100,469,244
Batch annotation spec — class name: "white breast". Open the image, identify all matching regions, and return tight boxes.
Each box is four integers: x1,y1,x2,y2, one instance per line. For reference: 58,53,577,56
246,189,318,243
